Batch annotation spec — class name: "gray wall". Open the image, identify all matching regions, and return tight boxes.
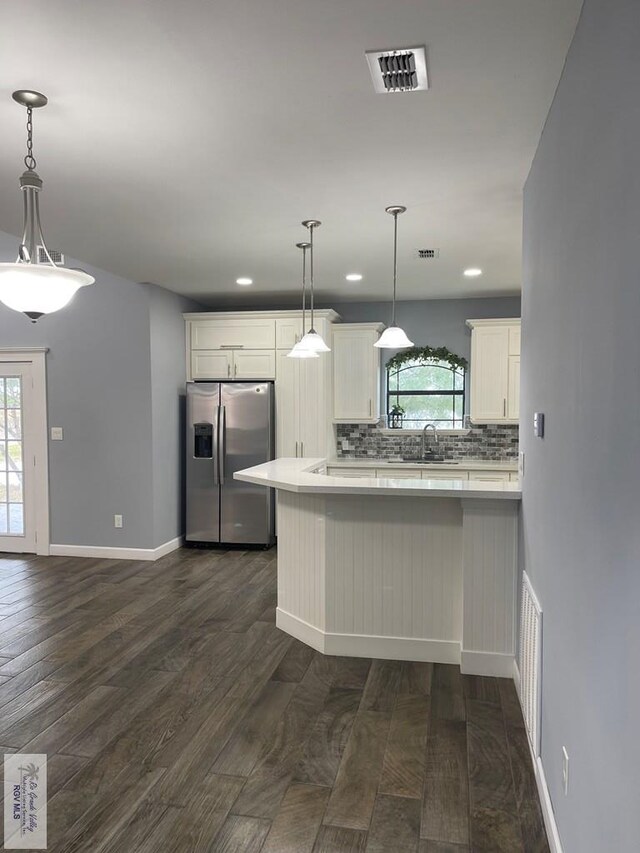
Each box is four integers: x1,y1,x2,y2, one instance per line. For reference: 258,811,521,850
521,1,640,850
0,229,199,550
333,296,521,411
148,285,199,548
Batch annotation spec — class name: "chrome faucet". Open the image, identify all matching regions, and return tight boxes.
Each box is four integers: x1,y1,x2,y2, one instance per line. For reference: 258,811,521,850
421,423,438,458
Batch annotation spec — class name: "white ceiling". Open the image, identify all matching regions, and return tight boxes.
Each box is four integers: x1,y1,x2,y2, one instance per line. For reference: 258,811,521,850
0,0,582,306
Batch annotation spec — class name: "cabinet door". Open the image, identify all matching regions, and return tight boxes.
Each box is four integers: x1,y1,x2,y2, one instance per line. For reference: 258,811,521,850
470,326,509,421
191,350,232,380
191,318,276,350
468,470,510,483
327,468,373,478
298,354,327,457
507,355,520,420
275,351,299,457
233,350,276,380
333,328,379,422
276,318,304,350
421,470,469,481
379,468,422,479
508,325,521,356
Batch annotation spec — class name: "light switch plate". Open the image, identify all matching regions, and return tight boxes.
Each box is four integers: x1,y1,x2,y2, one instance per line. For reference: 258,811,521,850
50,427,63,441
534,412,545,438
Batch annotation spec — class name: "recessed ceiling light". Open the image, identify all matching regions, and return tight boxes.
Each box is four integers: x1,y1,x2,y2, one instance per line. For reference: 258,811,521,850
463,268,483,278
345,273,363,282
236,277,253,286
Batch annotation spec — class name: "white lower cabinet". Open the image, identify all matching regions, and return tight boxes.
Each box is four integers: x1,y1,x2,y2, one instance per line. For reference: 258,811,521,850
422,469,469,481
326,464,514,482
327,467,372,478
378,468,422,479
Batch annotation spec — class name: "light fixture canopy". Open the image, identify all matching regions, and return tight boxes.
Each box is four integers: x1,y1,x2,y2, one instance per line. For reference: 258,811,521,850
0,90,94,322
287,241,319,359
374,205,414,349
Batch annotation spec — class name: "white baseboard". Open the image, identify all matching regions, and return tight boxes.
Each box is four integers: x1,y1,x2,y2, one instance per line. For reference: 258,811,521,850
276,608,461,664
460,649,515,677
49,536,183,562
512,661,564,853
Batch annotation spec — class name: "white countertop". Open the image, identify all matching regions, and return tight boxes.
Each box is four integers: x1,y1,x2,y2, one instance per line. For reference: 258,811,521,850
235,458,522,500
327,458,518,471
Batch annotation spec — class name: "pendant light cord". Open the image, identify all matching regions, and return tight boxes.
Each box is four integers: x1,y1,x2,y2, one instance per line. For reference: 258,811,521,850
301,245,307,334
392,210,398,327
308,223,315,331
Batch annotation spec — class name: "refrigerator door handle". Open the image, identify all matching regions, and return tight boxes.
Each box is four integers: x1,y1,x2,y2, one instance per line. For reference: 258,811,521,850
212,405,220,485
219,404,226,485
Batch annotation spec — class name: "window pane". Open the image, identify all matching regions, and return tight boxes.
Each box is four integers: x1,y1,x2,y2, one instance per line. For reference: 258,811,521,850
0,411,5,440
0,475,6,502
7,442,22,472
0,443,5,471
0,379,4,407
8,472,23,502
0,504,6,534
9,504,23,535
6,410,21,439
5,378,21,408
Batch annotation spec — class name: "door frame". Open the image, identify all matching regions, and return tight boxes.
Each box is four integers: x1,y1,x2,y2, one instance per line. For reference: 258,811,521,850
0,348,49,555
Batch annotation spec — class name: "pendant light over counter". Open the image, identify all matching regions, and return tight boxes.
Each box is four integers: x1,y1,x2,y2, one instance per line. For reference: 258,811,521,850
296,219,330,353
287,241,318,359
374,205,414,349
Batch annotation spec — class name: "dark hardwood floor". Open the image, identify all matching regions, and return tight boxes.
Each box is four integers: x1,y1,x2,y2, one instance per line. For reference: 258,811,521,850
0,548,548,852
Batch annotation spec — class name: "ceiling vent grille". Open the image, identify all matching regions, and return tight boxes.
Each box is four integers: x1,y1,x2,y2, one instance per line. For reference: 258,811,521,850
416,248,440,259
365,46,428,94
37,246,64,265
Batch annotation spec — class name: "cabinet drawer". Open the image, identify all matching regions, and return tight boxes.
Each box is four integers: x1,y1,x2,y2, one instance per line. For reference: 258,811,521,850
421,469,469,481
191,350,233,380
468,470,511,482
378,467,422,479
276,318,304,350
328,467,373,478
233,350,276,379
509,472,519,482
191,319,276,350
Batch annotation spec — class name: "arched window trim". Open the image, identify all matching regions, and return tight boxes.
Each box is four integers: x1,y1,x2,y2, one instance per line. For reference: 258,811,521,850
386,356,466,429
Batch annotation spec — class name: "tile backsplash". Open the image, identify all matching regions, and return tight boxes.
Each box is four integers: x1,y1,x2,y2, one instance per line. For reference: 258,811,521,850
336,423,519,460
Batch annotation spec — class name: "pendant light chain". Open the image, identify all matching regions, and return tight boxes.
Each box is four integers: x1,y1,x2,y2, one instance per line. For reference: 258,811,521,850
24,107,36,171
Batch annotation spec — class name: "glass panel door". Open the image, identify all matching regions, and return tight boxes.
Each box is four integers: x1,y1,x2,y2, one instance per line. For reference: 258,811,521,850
0,364,35,553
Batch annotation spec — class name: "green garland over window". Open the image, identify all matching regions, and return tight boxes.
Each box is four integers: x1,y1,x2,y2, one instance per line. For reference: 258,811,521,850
385,345,468,373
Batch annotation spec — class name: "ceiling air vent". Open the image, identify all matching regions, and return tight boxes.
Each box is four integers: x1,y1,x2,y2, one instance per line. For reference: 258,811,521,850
365,46,428,94
416,248,440,259
37,246,64,265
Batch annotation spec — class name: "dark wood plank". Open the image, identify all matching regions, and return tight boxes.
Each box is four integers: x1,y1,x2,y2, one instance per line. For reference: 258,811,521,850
366,794,421,853
294,688,362,787
498,679,525,728
399,661,433,696
262,783,330,853
419,841,469,852
421,718,469,846
470,806,524,853
360,659,402,711
379,694,430,799
272,639,315,683
466,699,517,814
462,675,500,705
431,664,466,722
505,725,550,853
211,814,272,852
323,710,391,830
313,825,368,852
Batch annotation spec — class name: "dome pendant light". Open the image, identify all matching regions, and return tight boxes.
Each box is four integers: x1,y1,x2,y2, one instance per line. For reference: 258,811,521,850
0,90,94,322
287,241,318,359
374,205,414,349
297,219,330,353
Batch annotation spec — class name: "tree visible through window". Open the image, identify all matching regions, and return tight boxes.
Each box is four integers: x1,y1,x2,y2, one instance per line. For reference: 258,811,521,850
387,358,465,429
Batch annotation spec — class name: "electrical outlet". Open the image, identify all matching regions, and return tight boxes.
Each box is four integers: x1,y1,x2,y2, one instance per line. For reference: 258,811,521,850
114,514,123,529
562,746,569,795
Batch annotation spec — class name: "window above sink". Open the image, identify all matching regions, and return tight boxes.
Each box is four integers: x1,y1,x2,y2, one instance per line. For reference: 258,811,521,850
386,349,467,430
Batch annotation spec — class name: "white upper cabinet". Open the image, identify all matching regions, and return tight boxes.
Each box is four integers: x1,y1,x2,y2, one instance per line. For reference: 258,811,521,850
191,349,275,380
276,318,305,350
332,323,384,423
190,317,276,350
467,318,521,423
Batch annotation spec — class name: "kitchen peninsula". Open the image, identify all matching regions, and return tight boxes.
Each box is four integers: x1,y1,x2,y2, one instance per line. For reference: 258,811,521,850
235,458,521,678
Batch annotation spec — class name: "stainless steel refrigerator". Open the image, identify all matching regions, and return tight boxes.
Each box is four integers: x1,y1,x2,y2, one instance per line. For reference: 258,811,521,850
186,381,275,547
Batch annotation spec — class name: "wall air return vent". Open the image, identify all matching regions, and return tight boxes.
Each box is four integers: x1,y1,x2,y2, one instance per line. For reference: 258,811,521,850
416,248,440,259
365,46,428,94
519,571,543,756
37,246,64,265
